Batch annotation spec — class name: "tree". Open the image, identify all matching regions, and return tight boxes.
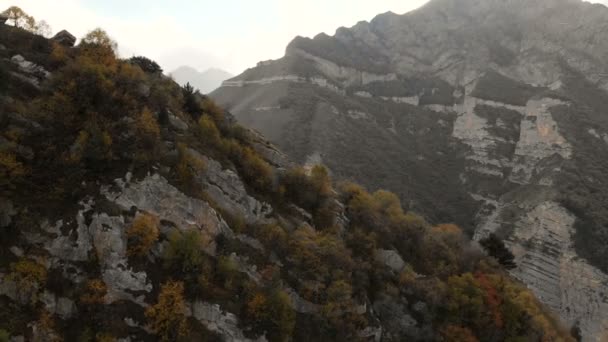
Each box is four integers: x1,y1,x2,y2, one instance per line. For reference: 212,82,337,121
182,82,201,118
7,259,47,304
145,281,188,341
81,28,118,51
163,229,208,275
129,56,163,74
80,279,108,305
247,288,295,342
2,6,36,31
127,213,160,257
36,20,52,37
479,234,516,270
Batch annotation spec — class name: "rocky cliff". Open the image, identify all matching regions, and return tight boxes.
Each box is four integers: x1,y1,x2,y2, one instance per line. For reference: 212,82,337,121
212,0,608,339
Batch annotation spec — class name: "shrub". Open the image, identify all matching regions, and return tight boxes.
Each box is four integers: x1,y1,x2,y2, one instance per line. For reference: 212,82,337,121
145,281,188,341
128,56,163,74
238,147,273,192
175,143,206,189
163,229,208,275
0,329,9,342
7,258,47,304
246,288,295,342
127,213,160,257
198,115,222,149
479,234,516,270
80,278,108,305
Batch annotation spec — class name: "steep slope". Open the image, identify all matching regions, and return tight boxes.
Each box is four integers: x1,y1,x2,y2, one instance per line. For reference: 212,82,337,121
0,22,575,341
211,0,608,339
171,66,234,94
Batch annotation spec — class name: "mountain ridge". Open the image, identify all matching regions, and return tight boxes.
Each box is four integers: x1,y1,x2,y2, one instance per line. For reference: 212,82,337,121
171,65,233,94
211,0,608,339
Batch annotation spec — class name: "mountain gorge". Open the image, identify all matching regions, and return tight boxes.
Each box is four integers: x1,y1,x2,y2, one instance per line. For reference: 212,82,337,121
211,0,608,340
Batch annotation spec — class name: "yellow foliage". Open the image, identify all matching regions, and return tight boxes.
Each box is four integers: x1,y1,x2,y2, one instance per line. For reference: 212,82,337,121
136,107,160,139
127,213,160,257
240,146,273,191
95,333,116,342
80,279,108,305
440,325,479,342
0,151,25,180
7,259,47,304
176,143,206,187
198,115,221,148
145,281,188,341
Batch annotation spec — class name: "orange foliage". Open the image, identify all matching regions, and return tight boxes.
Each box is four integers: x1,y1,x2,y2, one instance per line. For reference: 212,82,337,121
127,213,160,257
80,279,108,305
440,325,479,342
145,281,188,341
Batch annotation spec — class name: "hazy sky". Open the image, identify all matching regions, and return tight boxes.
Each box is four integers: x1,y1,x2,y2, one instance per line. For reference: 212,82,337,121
2,0,607,75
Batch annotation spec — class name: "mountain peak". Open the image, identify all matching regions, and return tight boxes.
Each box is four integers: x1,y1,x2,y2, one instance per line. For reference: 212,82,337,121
170,65,233,93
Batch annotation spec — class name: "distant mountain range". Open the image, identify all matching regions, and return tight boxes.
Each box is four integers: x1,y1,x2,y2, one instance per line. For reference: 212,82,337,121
170,66,233,94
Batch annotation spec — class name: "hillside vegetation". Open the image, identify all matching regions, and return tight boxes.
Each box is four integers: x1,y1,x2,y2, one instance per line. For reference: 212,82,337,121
0,10,574,342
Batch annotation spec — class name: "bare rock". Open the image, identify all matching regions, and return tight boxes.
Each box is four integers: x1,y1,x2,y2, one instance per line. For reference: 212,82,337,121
375,249,406,272
191,301,267,342
104,173,233,238
0,198,16,228
52,30,76,47
195,152,273,224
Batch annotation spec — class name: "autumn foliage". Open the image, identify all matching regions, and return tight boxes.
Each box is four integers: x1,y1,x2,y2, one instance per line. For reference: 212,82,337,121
145,281,188,341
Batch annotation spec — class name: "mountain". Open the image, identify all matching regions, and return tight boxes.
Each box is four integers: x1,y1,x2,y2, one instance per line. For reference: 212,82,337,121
0,20,574,341
171,66,233,94
211,0,608,339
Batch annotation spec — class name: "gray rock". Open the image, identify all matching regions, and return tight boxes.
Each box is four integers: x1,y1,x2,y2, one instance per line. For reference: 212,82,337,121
373,296,423,340
11,55,50,79
0,198,16,228
194,152,273,224
375,249,406,272
42,291,76,319
103,173,233,238
52,30,76,47
191,301,267,342
168,113,189,131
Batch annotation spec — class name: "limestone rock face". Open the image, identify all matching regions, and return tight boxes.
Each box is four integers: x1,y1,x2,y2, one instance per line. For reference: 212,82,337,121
197,153,272,224
211,0,608,339
104,173,233,238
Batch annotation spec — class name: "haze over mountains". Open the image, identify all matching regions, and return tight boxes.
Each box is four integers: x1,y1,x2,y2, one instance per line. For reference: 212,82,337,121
212,0,608,339
171,66,233,94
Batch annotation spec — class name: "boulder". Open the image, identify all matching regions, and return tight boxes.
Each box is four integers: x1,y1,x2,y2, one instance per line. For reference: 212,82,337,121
375,249,406,272
0,198,16,228
52,30,76,47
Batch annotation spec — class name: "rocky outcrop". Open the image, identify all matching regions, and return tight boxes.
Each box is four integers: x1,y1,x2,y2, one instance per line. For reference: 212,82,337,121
190,302,267,342
51,30,76,47
0,198,16,228
195,152,273,224
504,202,608,340
375,249,406,273
103,173,233,238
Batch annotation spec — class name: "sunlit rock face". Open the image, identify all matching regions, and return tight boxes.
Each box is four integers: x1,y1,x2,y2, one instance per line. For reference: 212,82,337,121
212,0,608,339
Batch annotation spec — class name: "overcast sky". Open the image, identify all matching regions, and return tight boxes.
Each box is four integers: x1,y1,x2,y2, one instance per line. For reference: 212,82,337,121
2,0,607,75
